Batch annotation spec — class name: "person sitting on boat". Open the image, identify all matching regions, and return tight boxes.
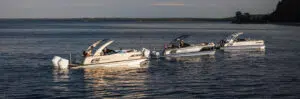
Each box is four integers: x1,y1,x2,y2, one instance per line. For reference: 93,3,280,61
83,51,88,57
236,38,246,41
166,44,177,49
83,46,94,57
200,42,209,46
179,40,190,48
83,46,93,57
102,47,116,55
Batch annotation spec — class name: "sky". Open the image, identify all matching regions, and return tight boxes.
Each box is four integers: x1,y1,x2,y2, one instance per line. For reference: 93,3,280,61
0,0,281,18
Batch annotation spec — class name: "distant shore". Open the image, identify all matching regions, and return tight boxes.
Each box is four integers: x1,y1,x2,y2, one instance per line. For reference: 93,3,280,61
0,18,299,26
0,18,232,22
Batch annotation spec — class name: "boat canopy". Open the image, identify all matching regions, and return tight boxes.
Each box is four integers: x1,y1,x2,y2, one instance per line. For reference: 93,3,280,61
93,39,114,56
85,39,114,56
169,35,190,45
86,40,102,52
225,32,243,43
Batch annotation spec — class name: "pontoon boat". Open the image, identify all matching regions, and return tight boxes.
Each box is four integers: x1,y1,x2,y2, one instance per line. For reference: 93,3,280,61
151,35,216,58
218,32,265,51
52,39,150,69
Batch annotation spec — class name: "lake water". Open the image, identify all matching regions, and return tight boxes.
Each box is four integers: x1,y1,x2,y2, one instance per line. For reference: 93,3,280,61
1,21,300,98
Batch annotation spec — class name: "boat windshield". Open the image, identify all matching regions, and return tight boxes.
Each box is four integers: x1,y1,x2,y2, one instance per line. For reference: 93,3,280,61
225,32,243,42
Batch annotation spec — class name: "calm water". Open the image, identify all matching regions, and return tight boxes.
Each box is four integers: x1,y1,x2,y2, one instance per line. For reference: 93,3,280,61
1,21,300,99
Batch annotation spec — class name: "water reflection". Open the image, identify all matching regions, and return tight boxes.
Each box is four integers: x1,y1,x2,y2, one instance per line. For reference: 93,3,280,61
224,50,265,61
83,67,149,98
165,55,216,63
143,57,222,98
225,50,265,57
51,69,71,94
53,69,69,82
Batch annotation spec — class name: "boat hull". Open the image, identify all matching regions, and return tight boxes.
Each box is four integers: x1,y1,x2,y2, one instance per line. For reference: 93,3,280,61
165,50,216,58
223,45,265,52
71,59,148,69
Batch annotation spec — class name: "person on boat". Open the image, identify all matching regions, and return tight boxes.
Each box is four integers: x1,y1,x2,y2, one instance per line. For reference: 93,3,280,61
102,47,116,55
179,40,190,48
83,46,94,57
83,50,91,57
83,51,88,57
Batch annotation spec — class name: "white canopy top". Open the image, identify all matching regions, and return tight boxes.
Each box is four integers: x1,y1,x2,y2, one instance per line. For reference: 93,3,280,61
86,40,101,53
84,39,114,56
93,40,114,56
226,32,243,43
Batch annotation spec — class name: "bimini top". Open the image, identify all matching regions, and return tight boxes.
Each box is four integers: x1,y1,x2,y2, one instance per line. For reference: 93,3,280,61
169,35,190,45
225,32,243,43
85,39,114,56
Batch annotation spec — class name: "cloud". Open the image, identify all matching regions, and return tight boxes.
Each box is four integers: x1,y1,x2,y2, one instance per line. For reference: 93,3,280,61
152,2,185,6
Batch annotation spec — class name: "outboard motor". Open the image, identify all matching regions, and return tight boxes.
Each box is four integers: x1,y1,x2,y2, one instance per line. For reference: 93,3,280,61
142,48,151,58
52,56,62,67
150,50,161,59
52,56,69,69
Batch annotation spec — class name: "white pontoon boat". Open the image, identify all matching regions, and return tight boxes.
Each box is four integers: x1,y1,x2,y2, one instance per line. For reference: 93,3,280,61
218,32,265,51
52,39,150,69
151,35,216,58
